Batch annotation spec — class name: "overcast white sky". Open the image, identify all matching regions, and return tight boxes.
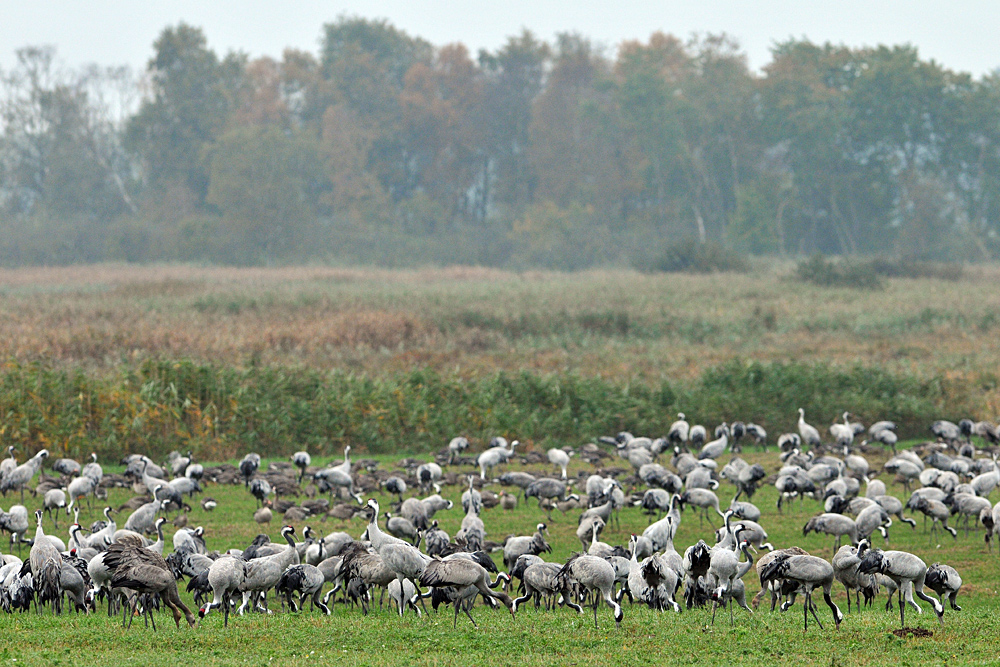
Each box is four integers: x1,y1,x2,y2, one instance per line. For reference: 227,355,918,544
2,1,999,77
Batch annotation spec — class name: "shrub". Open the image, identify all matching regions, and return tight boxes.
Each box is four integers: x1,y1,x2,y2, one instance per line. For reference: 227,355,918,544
794,255,885,290
640,238,751,274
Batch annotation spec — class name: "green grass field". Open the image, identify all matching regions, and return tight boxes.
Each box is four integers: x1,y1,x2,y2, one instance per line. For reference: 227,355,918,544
2,444,999,667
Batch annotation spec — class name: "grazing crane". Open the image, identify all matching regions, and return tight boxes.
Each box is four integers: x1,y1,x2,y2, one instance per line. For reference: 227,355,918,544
290,451,311,483
416,462,443,494
238,525,300,615
708,534,754,626
81,452,102,485
668,413,690,446
924,563,962,611
313,466,363,504
856,539,944,628
419,556,515,628
198,556,247,626
797,409,822,450
383,477,407,503
447,436,469,465
556,554,623,628
276,564,330,615
759,552,843,631
104,540,196,629
802,513,858,553
52,457,81,476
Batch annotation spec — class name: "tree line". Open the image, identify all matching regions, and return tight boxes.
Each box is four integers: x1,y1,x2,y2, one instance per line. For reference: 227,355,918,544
2,18,999,267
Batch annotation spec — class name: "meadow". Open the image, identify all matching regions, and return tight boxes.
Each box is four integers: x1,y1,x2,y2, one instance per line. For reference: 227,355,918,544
1,447,999,667
1,263,999,665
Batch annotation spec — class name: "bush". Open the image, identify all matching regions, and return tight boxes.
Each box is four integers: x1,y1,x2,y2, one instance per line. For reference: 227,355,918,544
0,358,974,460
639,238,751,274
794,255,885,290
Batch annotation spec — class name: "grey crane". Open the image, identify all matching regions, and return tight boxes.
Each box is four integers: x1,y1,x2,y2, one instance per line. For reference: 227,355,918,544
931,420,962,444
385,512,419,545
498,471,537,498
524,478,570,507
81,452,102,485
249,478,273,508
856,539,944,628
1,449,48,500
239,453,261,487
625,534,681,612
797,409,822,450
746,423,767,450
873,495,917,528
667,413,690,446
547,448,573,480
924,562,962,611
750,546,811,610
104,540,196,629
461,476,482,515
42,489,66,528
556,554,623,628
707,534,754,626
502,523,551,571
123,488,163,535
684,465,718,491
759,552,843,631
0,446,15,479
383,476,407,503
238,525,300,615
419,555,515,628
313,466,363,504
855,504,891,543
983,500,1000,552
290,451,311,482
698,430,729,461
477,440,518,479
416,462,443,493
950,493,992,535
832,544,874,613
422,520,450,557
679,488,726,526
689,424,707,448
729,496,761,522
638,464,683,494
51,457,81,477
398,497,429,531
84,507,117,550
66,474,97,513
512,559,567,612
682,539,712,609
25,510,62,613
577,514,604,550
829,412,855,448
365,499,431,616
802,513,858,553
340,541,398,612
198,555,247,626
276,563,330,614
447,436,469,465
908,496,957,540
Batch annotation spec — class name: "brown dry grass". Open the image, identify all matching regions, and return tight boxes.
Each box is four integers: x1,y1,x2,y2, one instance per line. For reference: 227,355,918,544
0,264,998,398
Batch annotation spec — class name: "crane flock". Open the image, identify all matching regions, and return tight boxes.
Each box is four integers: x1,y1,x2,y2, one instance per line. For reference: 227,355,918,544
0,409,997,637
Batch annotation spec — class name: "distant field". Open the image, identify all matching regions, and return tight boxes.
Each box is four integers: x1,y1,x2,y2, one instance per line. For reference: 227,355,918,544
1,448,999,667
0,263,998,389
